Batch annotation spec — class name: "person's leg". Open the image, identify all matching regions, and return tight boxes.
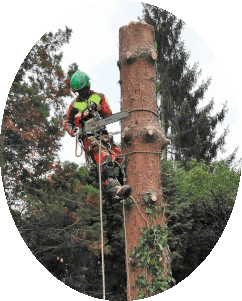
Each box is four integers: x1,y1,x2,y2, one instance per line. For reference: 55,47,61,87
83,136,131,202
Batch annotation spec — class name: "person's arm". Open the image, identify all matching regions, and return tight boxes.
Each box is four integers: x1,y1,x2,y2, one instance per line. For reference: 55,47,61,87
65,101,78,136
99,94,112,116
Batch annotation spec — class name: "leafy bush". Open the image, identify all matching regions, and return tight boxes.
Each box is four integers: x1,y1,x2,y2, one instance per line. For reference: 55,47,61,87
161,159,241,283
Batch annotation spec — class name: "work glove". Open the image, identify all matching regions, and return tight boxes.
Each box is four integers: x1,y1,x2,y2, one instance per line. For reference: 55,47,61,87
89,101,102,112
74,112,89,127
96,104,102,112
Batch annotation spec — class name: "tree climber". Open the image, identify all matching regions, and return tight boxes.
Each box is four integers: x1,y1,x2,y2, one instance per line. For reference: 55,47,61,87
65,71,131,202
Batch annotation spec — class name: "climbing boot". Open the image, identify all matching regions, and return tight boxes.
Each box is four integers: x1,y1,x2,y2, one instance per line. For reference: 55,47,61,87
102,161,131,203
114,184,132,201
106,177,131,202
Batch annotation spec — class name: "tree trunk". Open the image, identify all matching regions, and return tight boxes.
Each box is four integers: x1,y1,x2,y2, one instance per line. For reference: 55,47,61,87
118,21,171,301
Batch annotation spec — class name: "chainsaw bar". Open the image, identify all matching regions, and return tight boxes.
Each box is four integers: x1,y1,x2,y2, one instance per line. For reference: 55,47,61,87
79,111,130,134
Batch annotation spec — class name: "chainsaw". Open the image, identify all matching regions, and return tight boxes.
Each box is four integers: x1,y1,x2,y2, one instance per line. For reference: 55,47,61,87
75,101,129,136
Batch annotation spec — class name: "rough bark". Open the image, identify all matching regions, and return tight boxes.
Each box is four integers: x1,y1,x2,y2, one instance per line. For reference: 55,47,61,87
118,21,171,301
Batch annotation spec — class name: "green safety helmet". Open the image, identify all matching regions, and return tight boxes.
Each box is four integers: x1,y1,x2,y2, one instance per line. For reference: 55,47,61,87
71,71,91,92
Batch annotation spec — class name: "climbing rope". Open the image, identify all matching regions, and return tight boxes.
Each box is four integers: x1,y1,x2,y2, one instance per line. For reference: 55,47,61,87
122,200,132,301
98,131,106,300
75,136,82,157
74,129,106,298
121,167,132,301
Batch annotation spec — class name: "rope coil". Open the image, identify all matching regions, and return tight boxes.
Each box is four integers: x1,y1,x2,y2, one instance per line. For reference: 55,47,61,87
75,136,82,157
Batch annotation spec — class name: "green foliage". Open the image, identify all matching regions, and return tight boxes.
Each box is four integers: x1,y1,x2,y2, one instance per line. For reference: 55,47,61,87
141,50,148,57
9,160,127,300
81,184,99,198
143,194,149,203
143,190,163,218
9,161,102,292
124,197,134,209
130,224,175,298
3,27,79,202
161,159,240,283
3,26,126,301
127,158,240,296
140,4,229,164
128,189,176,298
154,40,157,51
145,207,153,215
78,166,89,179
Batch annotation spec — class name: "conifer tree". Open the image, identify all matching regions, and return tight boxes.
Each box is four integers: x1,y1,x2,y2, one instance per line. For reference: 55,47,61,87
2,27,127,300
140,4,228,164
2,27,78,203
10,159,127,300
161,159,240,283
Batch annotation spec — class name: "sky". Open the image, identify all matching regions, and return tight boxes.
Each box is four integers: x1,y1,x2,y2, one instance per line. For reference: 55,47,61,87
45,0,242,166
1,1,242,301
